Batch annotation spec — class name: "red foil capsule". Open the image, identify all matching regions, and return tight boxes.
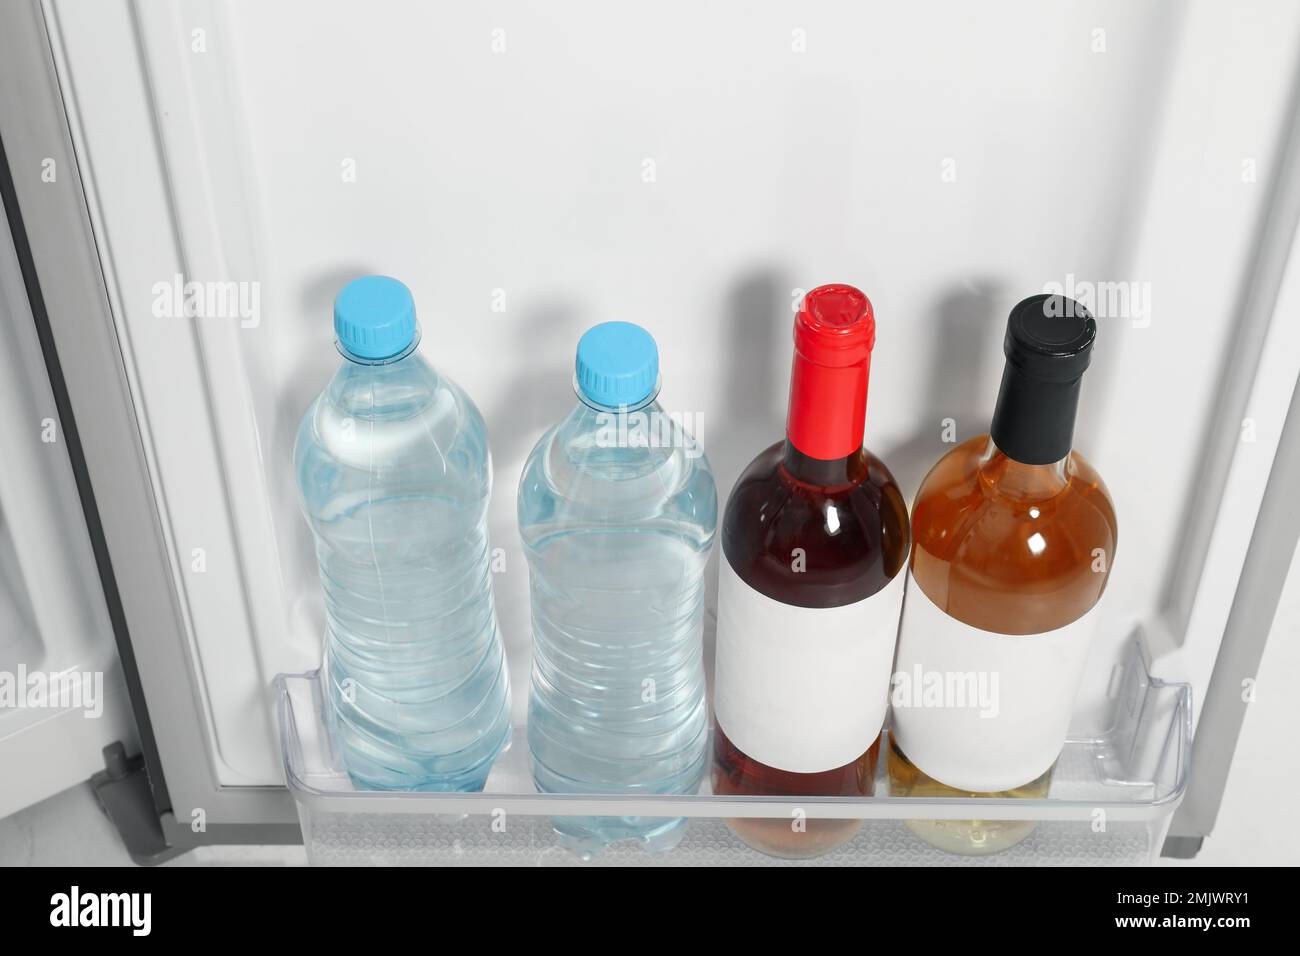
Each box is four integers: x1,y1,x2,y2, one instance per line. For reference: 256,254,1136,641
786,284,876,461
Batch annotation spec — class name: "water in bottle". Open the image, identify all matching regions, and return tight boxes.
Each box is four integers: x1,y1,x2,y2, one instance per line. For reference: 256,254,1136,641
294,276,510,791
519,321,717,855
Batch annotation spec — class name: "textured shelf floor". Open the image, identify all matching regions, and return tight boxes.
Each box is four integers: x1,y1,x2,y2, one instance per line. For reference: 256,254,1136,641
302,812,1153,867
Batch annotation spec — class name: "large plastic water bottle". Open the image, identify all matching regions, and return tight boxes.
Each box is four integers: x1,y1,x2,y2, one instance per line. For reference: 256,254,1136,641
519,322,717,855
294,276,511,792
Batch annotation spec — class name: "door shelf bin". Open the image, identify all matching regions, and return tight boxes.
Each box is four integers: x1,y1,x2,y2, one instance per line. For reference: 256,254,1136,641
274,639,1190,866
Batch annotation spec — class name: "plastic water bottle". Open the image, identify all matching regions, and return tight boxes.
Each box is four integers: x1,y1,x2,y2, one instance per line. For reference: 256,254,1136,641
519,322,717,855
294,276,511,792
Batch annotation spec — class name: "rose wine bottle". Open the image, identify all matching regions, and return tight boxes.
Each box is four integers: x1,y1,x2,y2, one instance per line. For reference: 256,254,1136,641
711,283,910,859
888,293,1117,855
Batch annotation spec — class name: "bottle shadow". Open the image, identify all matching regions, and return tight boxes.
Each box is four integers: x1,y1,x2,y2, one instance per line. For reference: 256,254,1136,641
480,300,584,675
709,268,793,500
700,268,793,690
481,299,583,475
875,281,1007,502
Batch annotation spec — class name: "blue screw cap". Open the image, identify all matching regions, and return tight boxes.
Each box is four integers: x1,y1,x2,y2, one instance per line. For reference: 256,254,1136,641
575,322,659,407
334,276,417,360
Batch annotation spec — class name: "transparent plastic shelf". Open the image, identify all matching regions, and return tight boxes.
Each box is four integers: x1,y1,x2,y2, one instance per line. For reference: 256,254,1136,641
275,638,1190,866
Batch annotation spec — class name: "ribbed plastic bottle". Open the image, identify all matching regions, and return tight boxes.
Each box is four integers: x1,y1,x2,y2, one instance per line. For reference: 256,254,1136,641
294,276,511,792
519,322,717,856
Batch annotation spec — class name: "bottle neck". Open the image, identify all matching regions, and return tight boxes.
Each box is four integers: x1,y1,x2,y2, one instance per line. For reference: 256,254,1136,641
989,358,1082,465
781,441,867,488
978,436,1069,501
558,397,681,474
565,395,665,432
327,346,441,421
784,346,870,464
336,330,422,367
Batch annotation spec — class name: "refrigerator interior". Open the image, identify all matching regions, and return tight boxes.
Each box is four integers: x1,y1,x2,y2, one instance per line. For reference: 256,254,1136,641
4,0,1300,861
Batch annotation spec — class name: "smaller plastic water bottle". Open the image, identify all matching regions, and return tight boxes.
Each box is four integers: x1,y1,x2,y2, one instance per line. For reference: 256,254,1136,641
294,276,510,792
519,322,717,856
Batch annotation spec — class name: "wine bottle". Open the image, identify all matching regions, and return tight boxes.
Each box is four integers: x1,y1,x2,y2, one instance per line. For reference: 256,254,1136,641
711,283,910,859
888,293,1117,855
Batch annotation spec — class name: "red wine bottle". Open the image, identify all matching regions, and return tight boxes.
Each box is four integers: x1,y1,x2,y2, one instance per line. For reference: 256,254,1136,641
711,283,910,858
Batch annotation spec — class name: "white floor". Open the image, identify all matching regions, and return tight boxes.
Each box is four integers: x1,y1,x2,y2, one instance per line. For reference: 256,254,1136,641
3,553,1297,867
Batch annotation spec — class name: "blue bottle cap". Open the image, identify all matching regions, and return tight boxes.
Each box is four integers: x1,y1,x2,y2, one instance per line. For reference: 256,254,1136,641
575,321,659,407
334,276,417,360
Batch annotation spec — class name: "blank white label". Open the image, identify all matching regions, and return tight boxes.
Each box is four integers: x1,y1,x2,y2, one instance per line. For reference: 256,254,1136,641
713,560,905,775
890,570,1097,793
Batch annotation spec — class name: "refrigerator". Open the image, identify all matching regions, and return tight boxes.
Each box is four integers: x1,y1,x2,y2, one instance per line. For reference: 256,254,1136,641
1,0,1298,866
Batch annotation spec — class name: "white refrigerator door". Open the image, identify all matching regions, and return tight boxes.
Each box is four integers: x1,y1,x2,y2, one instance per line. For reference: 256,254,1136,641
4,0,1299,847
0,187,137,820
